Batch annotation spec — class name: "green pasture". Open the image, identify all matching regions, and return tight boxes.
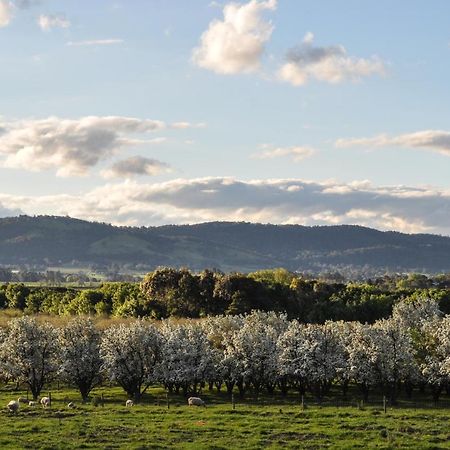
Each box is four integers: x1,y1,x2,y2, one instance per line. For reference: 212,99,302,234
1,386,449,449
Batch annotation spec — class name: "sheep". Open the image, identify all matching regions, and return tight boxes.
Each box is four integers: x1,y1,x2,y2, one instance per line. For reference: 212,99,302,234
7,400,20,414
17,397,28,404
125,400,134,407
187,397,206,407
28,401,37,407
40,397,51,408
67,402,76,409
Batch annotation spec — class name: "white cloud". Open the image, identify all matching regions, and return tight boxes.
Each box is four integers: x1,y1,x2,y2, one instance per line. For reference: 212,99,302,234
0,0,13,27
336,130,450,156
278,33,385,86
101,156,171,179
0,116,166,176
67,39,123,47
1,177,449,234
192,0,277,75
1,0,51,28
253,145,315,162
171,121,207,129
38,13,70,31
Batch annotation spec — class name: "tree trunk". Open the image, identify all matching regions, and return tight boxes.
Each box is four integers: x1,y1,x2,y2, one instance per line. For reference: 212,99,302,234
237,380,246,398
225,381,235,395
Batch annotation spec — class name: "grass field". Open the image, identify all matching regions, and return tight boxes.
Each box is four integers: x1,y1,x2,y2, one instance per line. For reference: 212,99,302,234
1,386,450,449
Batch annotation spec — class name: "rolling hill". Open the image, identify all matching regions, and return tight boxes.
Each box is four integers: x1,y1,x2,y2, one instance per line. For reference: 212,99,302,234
1,215,450,274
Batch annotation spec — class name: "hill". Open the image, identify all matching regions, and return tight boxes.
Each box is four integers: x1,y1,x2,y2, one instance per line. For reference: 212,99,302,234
1,215,450,274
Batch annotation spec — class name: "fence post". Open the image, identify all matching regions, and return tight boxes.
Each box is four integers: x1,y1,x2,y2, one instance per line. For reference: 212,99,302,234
301,395,305,411
166,393,170,409
232,393,236,410
383,395,387,414
49,391,52,407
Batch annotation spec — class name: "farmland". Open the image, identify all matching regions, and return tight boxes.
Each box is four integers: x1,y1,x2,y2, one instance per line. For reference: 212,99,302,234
1,386,450,449
1,305,450,448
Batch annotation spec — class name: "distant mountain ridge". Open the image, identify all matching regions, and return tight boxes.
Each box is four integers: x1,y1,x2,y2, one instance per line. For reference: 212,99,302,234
1,215,450,273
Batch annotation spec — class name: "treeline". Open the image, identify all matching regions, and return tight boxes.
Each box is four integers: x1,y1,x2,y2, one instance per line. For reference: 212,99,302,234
0,267,140,284
1,268,450,323
1,299,450,404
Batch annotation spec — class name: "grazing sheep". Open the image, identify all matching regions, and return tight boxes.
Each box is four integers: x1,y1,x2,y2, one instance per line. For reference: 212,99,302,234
28,401,37,407
17,397,28,404
125,400,134,407
187,397,206,407
67,402,76,409
40,397,51,408
7,400,20,414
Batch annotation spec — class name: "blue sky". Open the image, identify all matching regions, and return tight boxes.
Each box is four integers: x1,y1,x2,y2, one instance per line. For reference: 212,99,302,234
0,0,449,234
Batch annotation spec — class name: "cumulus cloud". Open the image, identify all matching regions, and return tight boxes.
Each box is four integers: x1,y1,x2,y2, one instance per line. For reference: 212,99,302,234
0,177,449,234
0,0,12,27
101,156,171,179
0,116,166,176
278,33,385,86
336,130,450,157
38,13,70,31
253,145,316,162
192,0,277,74
67,39,123,47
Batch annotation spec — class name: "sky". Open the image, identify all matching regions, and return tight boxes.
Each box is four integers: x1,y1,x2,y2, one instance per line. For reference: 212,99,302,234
0,0,449,234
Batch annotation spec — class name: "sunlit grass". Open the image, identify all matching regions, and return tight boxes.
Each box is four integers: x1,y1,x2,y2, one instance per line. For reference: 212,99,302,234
1,385,449,449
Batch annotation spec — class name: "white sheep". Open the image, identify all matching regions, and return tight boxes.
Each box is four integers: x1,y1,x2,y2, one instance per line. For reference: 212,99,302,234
7,400,20,414
17,397,28,404
187,397,206,407
40,397,51,408
67,402,76,409
125,399,134,407
28,401,37,407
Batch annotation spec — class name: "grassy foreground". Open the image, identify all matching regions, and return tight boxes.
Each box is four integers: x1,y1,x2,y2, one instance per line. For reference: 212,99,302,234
1,386,450,449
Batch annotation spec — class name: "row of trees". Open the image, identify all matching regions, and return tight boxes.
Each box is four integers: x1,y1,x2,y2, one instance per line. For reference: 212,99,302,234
2,268,450,323
1,298,449,404
0,268,99,284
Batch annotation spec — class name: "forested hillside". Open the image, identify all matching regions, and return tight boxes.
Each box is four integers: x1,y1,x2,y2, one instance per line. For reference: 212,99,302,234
1,215,450,273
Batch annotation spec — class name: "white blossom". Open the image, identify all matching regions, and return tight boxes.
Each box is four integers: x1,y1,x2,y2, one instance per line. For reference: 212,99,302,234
158,321,215,395
100,320,161,401
393,297,441,330
420,316,450,400
0,317,58,399
58,317,103,401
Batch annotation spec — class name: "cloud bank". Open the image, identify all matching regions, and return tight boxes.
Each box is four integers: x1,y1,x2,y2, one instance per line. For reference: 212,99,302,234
336,130,450,156
278,33,385,86
0,177,449,234
192,0,276,74
0,201,22,218
0,116,166,176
